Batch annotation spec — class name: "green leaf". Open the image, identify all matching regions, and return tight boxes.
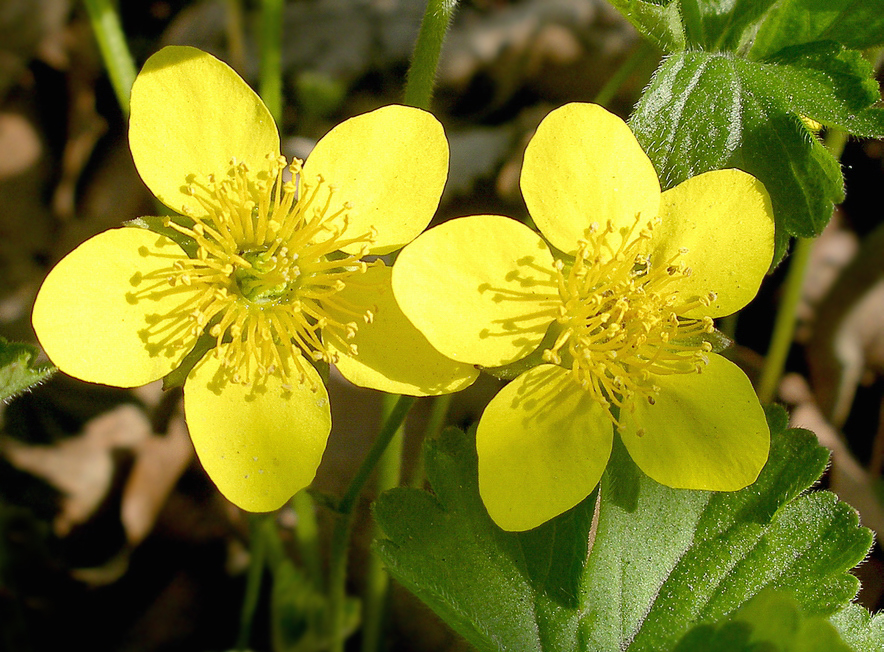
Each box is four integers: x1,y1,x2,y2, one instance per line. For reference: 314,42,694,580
759,43,881,132
829,604,884,651
271,560,360,652
729,88,843,264
678,0,780,54
373,426,596,651
831,108,884,141
604,0,781,54
613,2,884,264
750,0,884,60
0,337,54,403
374,408,874,652
604,0,684,51
629,50,855,264
674,591,853,652
607,0,884,57
581,415,870,649
629,53,746,188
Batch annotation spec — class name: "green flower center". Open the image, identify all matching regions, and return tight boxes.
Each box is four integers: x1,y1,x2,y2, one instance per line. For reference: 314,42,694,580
151,155,377,388
234,249,301,304
544,214,715,423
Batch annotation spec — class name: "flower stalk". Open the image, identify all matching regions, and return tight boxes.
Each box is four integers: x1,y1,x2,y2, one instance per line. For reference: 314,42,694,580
327,395,417,652
757,127,848,404
361,394,406,652
82,0,137,116
260,0,284,123
404,0,460,110
236,514,270,650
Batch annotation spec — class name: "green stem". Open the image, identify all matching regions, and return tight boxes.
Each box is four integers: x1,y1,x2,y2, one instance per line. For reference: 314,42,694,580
592,38,655,108
261,514,287,571
327,395,417,652
291,489,323,590
361,396,406,652
403,0,460,110
236,514,270,651
757,128,848,403
411,393,451,487
260,0,284,123
225,0,248,74
82,0,137,116
757,236,813,403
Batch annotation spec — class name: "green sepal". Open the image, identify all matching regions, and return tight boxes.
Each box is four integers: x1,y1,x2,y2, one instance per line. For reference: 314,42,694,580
126,215,198,258
161,331,218,390
479,322,561,381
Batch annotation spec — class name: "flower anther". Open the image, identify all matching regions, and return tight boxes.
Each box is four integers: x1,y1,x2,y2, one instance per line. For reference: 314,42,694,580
147,155,378,390
544,214,716,422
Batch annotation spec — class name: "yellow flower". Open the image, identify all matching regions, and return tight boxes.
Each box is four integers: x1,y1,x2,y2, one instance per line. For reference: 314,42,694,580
392,103,774,531
32,46,476,512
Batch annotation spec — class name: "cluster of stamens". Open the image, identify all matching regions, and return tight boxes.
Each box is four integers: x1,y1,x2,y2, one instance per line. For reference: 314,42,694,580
542,214,716,424
139,153,378,389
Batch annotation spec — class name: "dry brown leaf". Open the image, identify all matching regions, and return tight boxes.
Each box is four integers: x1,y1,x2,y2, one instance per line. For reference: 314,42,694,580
781,373,884,540
440,0,637,112
797,212,858,342
0,112,41,178
1,404,151,535
808,221,884,426
122,415,194,546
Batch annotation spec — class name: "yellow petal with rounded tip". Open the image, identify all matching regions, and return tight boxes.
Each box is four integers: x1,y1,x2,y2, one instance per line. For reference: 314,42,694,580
653,169,775,318
328,264,479,396
184,353,331,512
521,103,660,256
392,215,559,368
302,105,448,255
32,228,199,387
477,364,612,531
129,46,280,215
619,354,769,491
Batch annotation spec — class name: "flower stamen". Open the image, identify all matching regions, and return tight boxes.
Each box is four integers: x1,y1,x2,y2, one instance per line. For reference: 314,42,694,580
142,155,377,389
546,213,715,424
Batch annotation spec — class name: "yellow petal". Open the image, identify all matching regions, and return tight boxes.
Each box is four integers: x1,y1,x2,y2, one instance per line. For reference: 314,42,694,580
129,46,280,215
302,105,448,255
477,364,613,531
655,169,775,318
392,215,558,368
521,103,660,256
328,264,479,396
32,228,199,387
619,354,770,491
184,352,331,512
